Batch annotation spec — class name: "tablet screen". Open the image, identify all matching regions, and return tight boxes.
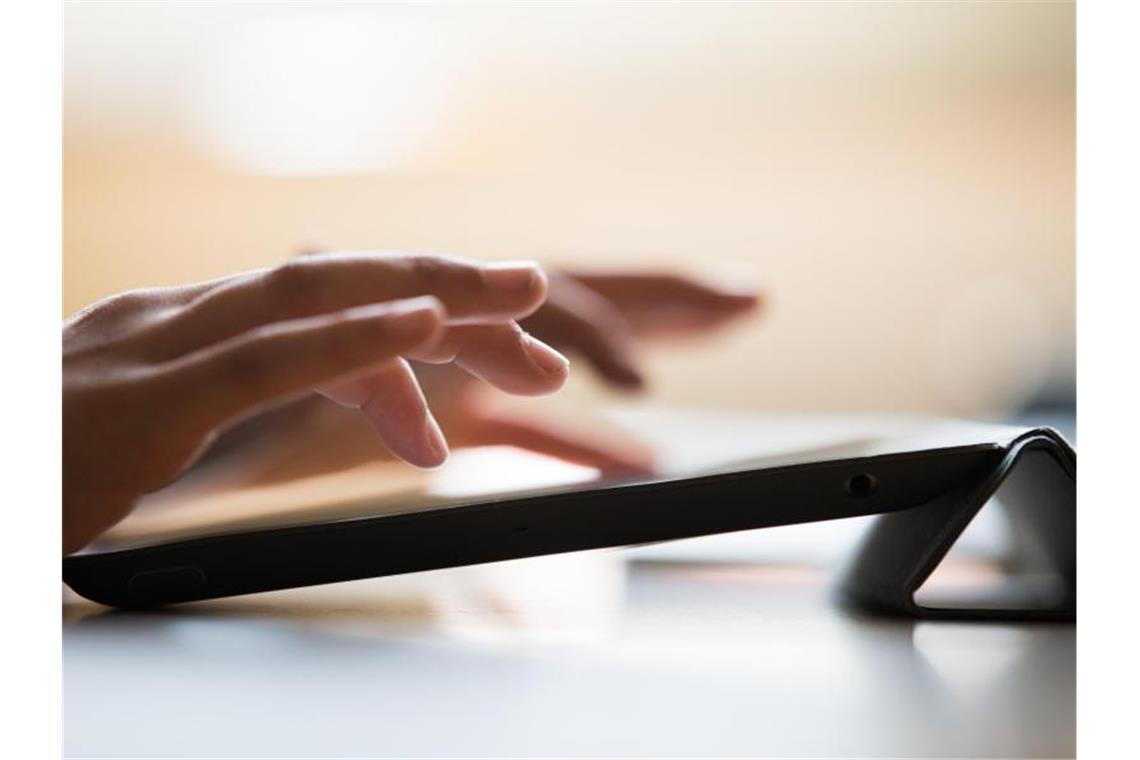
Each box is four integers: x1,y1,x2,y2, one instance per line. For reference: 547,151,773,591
86,410,1022,553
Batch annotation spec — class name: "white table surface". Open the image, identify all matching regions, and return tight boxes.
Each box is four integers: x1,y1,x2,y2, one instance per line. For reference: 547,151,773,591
63,558,1074,758
64,410,1075,758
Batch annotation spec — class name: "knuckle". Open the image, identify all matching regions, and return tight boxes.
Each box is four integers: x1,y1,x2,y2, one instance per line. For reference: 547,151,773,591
68,288,157,327
296,314,373,367
105,289,153,311
408,254,480,293
109,287,166,309
408,255,448,287
263,259,322,310
65,289,179,357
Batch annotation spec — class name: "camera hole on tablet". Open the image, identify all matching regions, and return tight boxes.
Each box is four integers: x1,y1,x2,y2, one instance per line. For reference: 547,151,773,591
845,473,878,498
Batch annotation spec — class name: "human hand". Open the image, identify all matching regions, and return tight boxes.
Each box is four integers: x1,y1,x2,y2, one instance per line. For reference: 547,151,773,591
523,269,761,388
420,269,761,459
62,253,568,554
196,267,761,485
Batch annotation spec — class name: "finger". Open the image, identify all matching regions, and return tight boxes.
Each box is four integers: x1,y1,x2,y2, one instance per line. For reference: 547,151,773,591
566,271,761,334
522,276,645,388
408,323,570,397
317,358,448,469
152,253,548,356
470,413,656,476
162,296,446,428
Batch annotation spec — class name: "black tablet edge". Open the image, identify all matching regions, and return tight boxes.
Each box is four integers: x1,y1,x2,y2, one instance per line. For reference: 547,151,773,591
63,442,1007,608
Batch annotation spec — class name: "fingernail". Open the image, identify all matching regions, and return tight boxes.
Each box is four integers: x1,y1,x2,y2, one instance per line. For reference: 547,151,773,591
726,290,762,306
482,261,541,291
523,334,570,375
604,341,646,388
422,411,450,467
610,363,646,389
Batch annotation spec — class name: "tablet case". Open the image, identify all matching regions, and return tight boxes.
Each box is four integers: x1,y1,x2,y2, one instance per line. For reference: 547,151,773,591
64,426,1075,621
836,428,1075,620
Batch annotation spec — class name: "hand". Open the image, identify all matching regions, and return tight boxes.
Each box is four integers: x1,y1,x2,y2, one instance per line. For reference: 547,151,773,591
524,269,761,388
428,269,761,459
62,252,569,554
194,267,761,485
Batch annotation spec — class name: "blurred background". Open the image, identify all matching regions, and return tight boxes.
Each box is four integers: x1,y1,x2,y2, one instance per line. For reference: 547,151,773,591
64,0,1074,419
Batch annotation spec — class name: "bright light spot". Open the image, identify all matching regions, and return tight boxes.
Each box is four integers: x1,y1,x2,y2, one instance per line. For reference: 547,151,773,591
189,12,463,174
430,446,599,498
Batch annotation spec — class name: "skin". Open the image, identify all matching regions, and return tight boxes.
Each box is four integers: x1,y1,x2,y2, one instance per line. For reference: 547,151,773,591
63,252,760,555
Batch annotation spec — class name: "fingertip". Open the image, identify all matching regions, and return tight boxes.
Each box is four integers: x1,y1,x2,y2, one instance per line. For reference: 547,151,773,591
407,293,449,320
404,447,449,470
686,286,762,321
482,260,549,318
378,296,448,343
518,335,570,396
596,347,646,390
528,263,550,302
530,266,551,315
397,445,450,470
600,361,646,391
361,394,452,469
600,459,658,479
723,290,763,311
483,259,544,290
419,412,451,468
523,334,570,374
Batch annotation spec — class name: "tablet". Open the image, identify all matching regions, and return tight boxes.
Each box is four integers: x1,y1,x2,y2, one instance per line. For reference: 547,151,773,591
63,415,1045,609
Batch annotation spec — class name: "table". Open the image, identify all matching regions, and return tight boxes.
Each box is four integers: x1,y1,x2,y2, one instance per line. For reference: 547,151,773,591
64,560,1074,758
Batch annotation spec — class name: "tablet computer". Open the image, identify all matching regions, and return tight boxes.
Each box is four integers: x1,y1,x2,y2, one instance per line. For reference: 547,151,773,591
64,415,1058,610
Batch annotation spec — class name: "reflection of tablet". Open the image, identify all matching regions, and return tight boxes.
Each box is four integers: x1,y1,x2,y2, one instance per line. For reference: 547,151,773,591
63,416,1031,609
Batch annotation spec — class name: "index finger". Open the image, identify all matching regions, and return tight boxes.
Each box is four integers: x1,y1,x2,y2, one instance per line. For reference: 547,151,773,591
150,253,548,357
158,297,447,430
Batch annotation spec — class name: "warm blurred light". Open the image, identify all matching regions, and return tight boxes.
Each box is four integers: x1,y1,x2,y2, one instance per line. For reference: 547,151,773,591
64,1,1074,414
190,12,462,174
929,278,1052,416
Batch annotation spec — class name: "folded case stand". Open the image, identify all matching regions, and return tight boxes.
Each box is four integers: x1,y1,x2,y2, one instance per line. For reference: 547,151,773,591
838,428,1075,621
